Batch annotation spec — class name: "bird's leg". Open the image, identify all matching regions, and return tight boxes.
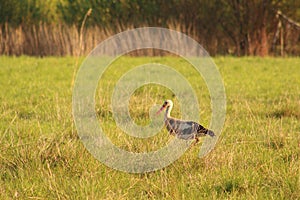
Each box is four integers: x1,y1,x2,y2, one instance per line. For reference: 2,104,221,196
192,135,199,146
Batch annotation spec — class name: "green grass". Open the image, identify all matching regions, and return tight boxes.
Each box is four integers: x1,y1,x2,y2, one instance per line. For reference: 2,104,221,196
0,56,300,199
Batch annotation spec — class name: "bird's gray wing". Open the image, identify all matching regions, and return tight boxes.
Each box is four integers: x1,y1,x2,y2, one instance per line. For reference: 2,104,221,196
174,121,196,140
166,119,215,139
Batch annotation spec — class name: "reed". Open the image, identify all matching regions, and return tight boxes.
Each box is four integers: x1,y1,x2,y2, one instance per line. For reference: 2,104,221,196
0,22,299,56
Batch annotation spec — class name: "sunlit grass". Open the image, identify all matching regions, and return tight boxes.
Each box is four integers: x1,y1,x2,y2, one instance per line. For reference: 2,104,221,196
0,56,299,199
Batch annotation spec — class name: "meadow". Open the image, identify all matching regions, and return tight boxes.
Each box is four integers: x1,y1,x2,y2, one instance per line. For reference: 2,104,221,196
0,56,299,199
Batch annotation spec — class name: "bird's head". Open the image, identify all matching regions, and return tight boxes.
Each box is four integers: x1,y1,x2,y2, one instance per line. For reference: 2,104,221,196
156,100,173,115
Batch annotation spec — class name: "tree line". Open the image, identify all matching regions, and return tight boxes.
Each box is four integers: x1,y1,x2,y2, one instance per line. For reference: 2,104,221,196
0,0,299,56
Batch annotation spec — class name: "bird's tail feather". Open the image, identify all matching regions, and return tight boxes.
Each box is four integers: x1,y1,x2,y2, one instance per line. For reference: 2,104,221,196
206,130,215,137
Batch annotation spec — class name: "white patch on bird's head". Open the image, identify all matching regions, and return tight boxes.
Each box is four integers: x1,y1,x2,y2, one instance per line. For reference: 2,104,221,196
156,100,174,117
164,99,173,107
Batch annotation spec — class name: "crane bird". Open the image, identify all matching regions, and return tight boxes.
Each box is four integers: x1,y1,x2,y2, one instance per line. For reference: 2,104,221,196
156,100,215,142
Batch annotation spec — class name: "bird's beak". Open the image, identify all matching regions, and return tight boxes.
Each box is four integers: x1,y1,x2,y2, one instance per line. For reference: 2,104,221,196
156,106,165,115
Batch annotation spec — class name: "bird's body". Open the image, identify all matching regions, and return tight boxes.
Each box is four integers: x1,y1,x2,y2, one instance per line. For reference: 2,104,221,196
157,100,215,142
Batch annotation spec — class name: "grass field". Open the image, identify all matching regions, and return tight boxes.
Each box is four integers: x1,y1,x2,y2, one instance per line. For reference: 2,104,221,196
0,56,299,199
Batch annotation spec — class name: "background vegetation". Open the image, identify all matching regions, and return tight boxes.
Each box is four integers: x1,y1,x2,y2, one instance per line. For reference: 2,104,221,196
0,56,299,199
1,1,299,199
0,0,300,56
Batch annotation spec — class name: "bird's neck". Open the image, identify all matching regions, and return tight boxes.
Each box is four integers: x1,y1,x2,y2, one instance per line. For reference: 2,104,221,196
165,105,173,120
